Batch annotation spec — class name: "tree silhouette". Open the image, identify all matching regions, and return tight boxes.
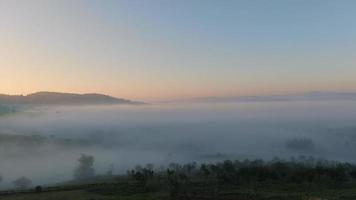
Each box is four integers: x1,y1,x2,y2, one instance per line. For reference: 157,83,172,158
13,176,32,189
74,154,95,180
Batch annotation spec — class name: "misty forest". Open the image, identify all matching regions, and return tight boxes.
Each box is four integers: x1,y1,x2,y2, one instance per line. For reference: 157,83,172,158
0,98,356,199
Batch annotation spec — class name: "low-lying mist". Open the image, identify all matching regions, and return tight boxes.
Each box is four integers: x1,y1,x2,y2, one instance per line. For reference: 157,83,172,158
0,100,356,188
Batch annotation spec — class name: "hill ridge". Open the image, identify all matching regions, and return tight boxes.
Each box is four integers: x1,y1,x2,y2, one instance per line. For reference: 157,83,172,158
0,92,143,105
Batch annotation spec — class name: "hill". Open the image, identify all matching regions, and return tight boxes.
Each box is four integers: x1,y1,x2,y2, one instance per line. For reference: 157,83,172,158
165,91,356,103
0,92,143,105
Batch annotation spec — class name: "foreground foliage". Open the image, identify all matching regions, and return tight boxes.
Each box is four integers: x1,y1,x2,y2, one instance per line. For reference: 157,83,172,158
3,157,356,199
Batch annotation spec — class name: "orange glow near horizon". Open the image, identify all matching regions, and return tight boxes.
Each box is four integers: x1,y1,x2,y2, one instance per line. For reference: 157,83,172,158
1,1,356,102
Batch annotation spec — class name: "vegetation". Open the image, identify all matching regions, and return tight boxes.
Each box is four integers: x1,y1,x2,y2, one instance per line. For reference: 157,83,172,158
13,177,32,189
285,138,315,152
0,133,96,148
3,156,356,199
73,154,95,181
0,92,143,105
0,104,16,116
121,157,356,199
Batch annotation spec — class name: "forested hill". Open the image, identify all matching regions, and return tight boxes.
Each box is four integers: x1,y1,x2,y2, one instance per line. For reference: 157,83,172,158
0,92,143,105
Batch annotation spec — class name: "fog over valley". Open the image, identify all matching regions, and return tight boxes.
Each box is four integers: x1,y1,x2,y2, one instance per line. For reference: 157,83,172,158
0,100,356,188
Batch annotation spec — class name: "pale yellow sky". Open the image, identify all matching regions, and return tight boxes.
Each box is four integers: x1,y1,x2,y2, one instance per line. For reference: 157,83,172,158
1,0,356,101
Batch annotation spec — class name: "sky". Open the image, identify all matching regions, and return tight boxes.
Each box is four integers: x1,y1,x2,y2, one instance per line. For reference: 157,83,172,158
1,0,356,101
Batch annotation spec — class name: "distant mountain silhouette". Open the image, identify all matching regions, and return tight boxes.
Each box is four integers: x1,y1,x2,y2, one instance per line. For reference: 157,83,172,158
165,91,356,103
0,92,144,105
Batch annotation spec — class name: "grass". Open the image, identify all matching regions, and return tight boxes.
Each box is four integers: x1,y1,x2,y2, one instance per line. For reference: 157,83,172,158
2,180,356,200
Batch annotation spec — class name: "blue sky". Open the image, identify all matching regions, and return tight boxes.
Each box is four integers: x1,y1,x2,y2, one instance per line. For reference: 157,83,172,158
1,0,356,100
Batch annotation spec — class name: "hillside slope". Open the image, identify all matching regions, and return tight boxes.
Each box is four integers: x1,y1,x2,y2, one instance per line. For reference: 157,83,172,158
0,92,143,105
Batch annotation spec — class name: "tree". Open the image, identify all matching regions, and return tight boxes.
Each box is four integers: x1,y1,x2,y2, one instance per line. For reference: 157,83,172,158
13,176,32,189
167,169,180,197
200,164,210,177
129,164,155,192
35,185,42,193
74,154,95,180
285,138,315,152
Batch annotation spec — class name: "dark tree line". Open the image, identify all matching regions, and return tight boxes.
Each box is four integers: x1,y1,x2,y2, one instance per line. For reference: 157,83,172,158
126,156,356,196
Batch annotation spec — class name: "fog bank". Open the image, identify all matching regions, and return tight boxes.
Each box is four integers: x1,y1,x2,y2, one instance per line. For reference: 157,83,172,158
0,101,356,188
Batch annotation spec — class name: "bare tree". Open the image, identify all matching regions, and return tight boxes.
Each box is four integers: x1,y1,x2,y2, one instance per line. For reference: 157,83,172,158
13,176,32,189
74,154,95,180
